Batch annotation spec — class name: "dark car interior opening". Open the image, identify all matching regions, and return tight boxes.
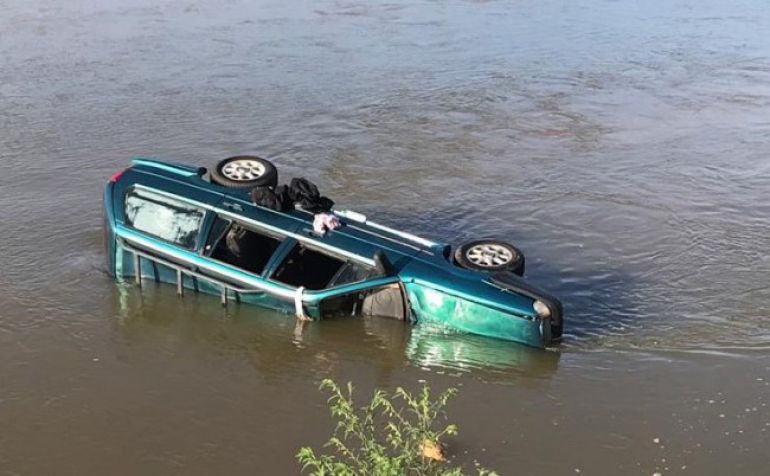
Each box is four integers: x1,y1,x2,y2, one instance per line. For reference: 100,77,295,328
272,243,406,320
207,218,282,275
271,244,348,290
272,243,384,290
204,216,406,320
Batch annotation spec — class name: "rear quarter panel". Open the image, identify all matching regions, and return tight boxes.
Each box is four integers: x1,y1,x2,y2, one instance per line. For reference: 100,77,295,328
399,257,545,347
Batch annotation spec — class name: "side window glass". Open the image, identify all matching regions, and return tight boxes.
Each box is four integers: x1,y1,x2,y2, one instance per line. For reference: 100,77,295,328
206,217,283,275
124,189,204,249
328,261,378,288
204,216,232,254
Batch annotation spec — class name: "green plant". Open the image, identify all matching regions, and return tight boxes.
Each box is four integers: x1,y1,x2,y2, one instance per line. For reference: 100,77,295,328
297,379,497,476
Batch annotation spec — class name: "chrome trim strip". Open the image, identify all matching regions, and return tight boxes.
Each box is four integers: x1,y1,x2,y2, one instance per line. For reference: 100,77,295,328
120,234,299,300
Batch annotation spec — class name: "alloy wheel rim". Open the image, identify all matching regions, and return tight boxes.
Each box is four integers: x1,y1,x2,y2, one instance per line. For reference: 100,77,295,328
466,243,513,268
221,159,266,181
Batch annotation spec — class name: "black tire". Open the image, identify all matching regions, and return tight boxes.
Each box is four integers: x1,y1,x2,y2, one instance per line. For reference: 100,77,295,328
210,156,278,189
453,239,525,276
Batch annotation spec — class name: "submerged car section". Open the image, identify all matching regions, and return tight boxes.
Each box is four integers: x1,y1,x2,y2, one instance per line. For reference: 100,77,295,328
398,248,563,346
104,158,563,348
105,159,413,318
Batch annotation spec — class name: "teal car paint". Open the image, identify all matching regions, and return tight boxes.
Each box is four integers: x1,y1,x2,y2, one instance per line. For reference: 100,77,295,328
404,283,545,346
103,158,563,348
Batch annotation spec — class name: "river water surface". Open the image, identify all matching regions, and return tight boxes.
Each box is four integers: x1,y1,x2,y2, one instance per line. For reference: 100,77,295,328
1,0,769,474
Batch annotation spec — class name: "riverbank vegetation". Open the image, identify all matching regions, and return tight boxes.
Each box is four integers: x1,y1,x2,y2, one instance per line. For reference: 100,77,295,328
297,379,497,475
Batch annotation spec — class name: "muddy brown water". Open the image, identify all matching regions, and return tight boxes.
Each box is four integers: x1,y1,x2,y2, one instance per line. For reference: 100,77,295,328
1,0,769,474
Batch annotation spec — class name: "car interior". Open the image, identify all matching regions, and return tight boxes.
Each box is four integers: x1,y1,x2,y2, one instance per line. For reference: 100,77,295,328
202,216,407,320
206,217,377,290
207,220,282,275
271,244,347,290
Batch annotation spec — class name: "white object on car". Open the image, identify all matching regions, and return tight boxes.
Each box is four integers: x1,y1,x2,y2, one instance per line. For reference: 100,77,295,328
313,213,342,235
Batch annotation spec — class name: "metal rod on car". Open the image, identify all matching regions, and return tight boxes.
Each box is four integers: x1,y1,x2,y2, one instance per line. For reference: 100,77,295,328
176,269,183,296
333,209,439,248
221,287,227,306
123,242,291,298
134,253,141,287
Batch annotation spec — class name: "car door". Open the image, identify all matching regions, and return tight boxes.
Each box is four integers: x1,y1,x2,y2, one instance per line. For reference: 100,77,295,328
266,240,407,320
196,211,299,312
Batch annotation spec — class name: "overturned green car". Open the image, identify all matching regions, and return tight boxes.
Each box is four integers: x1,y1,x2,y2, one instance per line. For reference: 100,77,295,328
103,156,563,348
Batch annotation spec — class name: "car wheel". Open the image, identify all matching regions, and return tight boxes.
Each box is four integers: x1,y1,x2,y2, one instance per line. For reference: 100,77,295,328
454,239,525,276
211,156,278,188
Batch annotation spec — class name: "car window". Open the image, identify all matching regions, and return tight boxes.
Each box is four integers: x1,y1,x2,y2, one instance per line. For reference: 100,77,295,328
124,189,204,249
328,261,379,288
205,216,284,275
204,215,232,253
271,243,379,290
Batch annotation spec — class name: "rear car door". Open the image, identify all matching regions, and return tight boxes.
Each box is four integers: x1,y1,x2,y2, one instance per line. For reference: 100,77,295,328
266,240,407,320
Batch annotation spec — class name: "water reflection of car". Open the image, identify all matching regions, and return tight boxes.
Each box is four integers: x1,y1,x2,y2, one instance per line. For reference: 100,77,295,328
403,324,561,379
103,156,564,349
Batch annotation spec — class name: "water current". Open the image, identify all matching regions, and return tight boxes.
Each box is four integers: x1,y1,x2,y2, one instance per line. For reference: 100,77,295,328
1,0,769,474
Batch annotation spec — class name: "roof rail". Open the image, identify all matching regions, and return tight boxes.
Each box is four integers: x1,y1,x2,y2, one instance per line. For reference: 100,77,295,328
131,157,207,178
334,209,440,249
